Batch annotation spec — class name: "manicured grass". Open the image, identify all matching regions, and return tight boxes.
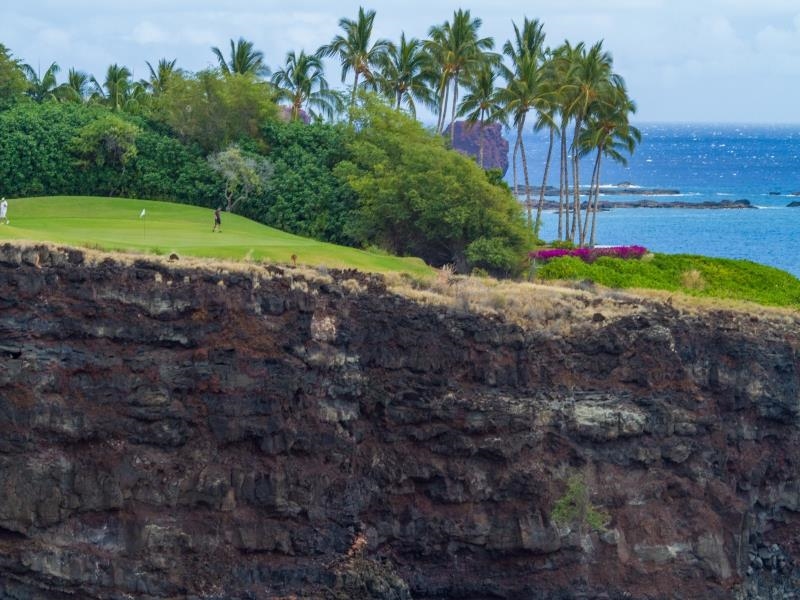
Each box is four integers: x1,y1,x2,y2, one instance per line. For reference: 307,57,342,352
534,253,800,309
0,196,433,276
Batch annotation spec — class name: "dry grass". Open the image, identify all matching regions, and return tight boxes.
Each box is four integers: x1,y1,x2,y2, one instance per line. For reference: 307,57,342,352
6,241,797,332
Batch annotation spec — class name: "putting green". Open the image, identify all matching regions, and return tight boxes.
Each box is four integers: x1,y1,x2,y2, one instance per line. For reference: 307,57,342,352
0,196,432,276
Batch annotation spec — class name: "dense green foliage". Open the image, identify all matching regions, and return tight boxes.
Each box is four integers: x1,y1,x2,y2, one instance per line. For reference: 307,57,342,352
336,97,531,274
0,102,223,204
535,253,800,308
0,44,28,110
152,71,277,152
254,120,358,245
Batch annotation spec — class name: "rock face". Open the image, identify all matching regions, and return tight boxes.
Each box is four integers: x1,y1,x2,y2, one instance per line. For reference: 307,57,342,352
1,243,799,599
447,121,509,175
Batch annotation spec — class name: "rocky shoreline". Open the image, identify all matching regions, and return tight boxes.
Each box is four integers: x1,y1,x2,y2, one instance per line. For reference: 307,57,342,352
521,197,756,210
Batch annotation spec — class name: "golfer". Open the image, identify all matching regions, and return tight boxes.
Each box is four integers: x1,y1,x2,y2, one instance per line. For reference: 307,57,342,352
212,207,222,232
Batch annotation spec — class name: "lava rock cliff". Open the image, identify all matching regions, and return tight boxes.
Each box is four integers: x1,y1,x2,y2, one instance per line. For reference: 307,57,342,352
0,243,798,599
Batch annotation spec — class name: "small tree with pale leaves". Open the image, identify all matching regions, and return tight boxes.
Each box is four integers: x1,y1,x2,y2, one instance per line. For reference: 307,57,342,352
207,144,273,213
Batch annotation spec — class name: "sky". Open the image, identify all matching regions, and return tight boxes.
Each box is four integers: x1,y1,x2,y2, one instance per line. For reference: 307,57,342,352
1,0,799,124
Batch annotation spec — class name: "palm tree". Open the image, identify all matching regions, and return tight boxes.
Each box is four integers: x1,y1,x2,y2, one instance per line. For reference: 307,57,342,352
211,37,268,77
374,33,434,118
318,6,391,110
63,68,90,102
144,58,180,95
21,61,66,102
457,62,504,168
580,85,640,246
563,41,620,243
90,64,132,111
426,9,496,141
497,18,547,228
271,50,342,121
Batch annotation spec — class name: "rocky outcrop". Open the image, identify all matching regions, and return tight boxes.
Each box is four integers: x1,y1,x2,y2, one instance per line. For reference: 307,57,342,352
0,243,799,599
447,121,509,175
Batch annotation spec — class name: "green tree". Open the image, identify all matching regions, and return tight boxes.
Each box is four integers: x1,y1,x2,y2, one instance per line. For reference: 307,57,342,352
90,64,132,111
70,113,141,195
562,41,620,243
0,45,32,110
579,85,639,246
271,50,342,122
318,6,391,111
374,33,434,118
498,18,548,229
21,61,68,102
336,95,529,275
207,144,274,212
255,119,358,244
143,58,181,96
211,37,268,77
153,69,277,152
63,68,91,103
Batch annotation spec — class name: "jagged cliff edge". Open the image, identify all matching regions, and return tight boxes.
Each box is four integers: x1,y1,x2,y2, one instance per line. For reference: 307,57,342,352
0,243,799,599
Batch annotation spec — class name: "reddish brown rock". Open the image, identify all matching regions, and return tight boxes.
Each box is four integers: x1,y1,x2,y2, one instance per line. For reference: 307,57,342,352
446,120,509,175
0,243,798,599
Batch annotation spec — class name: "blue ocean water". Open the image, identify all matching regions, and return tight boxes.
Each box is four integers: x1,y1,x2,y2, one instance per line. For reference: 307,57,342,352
510,123,800,277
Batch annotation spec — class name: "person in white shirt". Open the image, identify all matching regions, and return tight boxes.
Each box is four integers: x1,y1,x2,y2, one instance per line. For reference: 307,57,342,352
0,198,8,224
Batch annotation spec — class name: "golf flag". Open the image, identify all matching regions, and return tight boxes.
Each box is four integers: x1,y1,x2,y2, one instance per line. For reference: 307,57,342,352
139,208,146,218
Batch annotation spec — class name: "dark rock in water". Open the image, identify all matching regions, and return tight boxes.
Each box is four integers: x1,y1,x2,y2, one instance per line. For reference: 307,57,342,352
788,201,800,207
446,120,509,175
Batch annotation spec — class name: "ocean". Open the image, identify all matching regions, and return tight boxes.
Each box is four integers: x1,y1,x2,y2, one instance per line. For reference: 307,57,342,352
509,123,800,277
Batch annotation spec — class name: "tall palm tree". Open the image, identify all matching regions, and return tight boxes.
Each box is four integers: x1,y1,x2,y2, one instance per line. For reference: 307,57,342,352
318,6,391,110
90,64,132,111
457,61,504,168
211,37,268,77
580,85,640,246
144,58,180,95
271,50,342,121
563,41,620,243
498,18,547,228
374,33,434,118
21,61,65,102
426,9,496,141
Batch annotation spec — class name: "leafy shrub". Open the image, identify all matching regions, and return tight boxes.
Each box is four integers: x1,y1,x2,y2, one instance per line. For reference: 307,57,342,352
551,474,609,533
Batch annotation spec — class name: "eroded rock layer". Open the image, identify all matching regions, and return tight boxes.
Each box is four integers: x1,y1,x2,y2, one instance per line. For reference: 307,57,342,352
0,243,798,599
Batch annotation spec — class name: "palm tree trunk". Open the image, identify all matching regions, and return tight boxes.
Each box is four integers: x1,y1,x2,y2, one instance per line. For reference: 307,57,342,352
589,151,603,247
536,126,555,232
437,77,449,134
449,74,460,144
570,117,583,244
581,148,601,246
478,121,485,168
518,119,533,228
559,122,568,240
512,133,520,199
349,71,360,120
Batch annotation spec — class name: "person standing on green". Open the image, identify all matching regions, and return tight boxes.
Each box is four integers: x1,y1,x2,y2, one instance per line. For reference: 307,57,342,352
212,207,222,232
0,198,8,225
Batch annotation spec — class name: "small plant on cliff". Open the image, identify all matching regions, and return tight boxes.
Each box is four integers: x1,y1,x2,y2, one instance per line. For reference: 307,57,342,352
551,474,610,534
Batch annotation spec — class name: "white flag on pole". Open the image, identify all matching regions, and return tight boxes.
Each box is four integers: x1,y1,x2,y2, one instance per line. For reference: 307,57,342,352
139,208,146,218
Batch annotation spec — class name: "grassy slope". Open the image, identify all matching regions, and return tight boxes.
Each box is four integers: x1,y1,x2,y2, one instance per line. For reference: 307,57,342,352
0,196,432,276
535,254,800,309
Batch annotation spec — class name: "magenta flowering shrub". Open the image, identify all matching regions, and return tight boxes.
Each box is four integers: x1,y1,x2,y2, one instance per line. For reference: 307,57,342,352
529,245,647,263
